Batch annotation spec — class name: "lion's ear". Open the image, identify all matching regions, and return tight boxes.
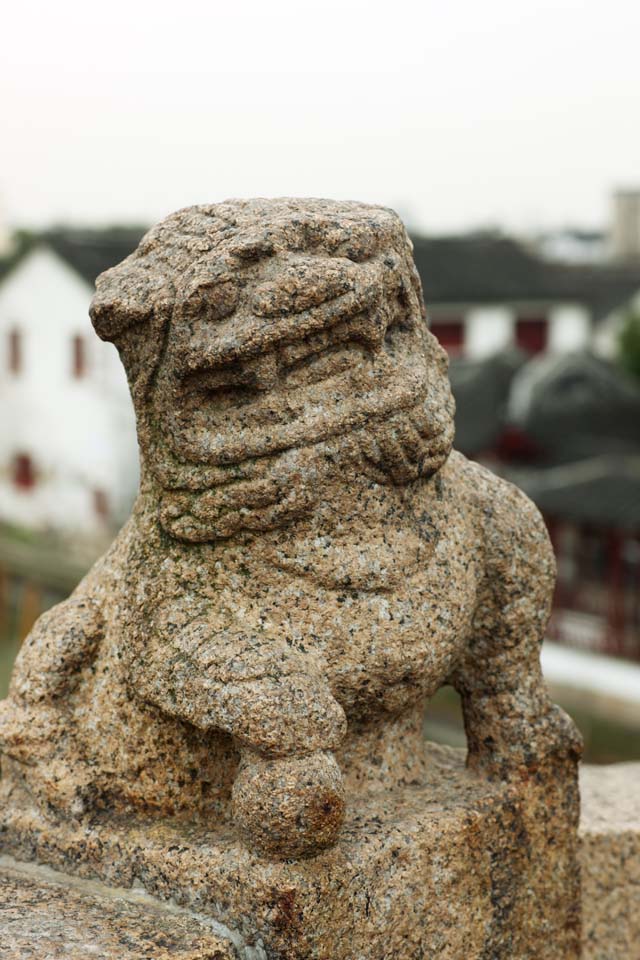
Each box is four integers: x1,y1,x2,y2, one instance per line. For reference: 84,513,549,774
90,254,172,344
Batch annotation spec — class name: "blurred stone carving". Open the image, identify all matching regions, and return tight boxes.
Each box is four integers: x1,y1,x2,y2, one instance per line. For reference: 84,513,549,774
0,200,582,957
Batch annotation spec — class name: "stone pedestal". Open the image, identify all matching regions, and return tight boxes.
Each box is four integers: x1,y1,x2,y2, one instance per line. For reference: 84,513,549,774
1,744,580,960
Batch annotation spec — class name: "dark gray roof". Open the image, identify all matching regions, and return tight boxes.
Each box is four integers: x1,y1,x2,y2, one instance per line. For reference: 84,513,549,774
510,457,640,531
0,231,36,285
0,227,145,288
508,352,640,462
411,232,640,320
449,348,527,455
44,228,146,285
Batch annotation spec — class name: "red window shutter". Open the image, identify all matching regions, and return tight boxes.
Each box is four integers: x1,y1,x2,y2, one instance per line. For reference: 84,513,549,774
13,454,35,490
93,489,109,521
495,425,542,463
430,318,464,355
8,328,22,374
72,335,87,378
516,317,547,354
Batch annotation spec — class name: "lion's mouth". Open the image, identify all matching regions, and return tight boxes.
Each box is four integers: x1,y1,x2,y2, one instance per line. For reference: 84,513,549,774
171,347,429,467
156,288,451,470
183,338,369,413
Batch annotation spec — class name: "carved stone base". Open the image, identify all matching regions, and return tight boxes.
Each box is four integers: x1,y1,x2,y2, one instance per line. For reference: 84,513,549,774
0,744,580,960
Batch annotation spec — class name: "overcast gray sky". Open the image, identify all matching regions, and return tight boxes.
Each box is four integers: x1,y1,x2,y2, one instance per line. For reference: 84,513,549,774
2,0,639,234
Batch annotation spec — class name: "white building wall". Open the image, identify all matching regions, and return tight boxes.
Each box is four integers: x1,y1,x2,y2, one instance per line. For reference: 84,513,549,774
465,306,513,359
593,289,640,358
0,247,138,537
547,304,591,353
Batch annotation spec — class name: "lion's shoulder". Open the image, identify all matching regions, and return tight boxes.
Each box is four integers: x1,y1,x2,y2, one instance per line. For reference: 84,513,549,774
437,450,553,576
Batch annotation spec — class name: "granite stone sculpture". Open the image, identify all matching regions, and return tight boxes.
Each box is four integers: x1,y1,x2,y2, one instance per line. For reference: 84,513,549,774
0,199,583,958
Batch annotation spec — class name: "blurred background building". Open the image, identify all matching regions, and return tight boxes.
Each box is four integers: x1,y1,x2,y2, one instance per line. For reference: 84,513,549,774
0,228,142,538
417,199,640,667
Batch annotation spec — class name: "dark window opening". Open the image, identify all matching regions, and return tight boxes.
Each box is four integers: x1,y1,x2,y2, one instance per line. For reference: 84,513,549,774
13,453,36,490
72,335,87,378
430,318,464,355
515,317,547,354
8,328,22,374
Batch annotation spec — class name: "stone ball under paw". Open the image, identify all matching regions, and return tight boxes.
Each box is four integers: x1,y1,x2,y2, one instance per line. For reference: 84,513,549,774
231,750,346,860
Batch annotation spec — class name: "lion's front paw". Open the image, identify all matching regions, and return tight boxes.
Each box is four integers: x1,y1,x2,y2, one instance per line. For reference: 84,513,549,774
231,750,346,860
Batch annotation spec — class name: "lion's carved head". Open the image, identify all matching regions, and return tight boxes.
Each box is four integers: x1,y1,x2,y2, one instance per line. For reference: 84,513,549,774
90,199,454,541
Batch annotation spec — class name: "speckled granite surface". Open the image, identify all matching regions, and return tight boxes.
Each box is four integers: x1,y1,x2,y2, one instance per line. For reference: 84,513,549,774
0,856,238,959
580,763,640,960
0,200,582,958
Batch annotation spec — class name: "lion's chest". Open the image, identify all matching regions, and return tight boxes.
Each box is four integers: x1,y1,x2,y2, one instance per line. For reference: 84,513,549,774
219,508,480,717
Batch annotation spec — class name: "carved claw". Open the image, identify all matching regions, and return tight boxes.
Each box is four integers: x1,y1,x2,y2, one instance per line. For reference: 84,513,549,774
231,750,346,860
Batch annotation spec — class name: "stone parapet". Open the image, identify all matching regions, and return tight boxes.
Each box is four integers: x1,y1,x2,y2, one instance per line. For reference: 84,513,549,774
0,855,239,959
580,762,640,960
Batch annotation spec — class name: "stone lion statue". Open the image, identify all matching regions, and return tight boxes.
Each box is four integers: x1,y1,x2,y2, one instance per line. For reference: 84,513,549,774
0,199,580,860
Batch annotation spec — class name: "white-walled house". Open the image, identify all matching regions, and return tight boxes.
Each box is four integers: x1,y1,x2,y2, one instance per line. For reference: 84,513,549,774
411,233,640,361
0,230,143,539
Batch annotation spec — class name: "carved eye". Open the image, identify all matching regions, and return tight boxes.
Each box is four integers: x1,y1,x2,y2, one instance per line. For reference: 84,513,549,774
384,285,414,349
183,280,238,323
252,259,355,317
